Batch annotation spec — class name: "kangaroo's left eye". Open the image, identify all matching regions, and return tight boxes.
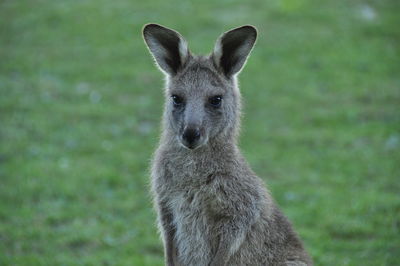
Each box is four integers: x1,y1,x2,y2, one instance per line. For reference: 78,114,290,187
209,95,222,107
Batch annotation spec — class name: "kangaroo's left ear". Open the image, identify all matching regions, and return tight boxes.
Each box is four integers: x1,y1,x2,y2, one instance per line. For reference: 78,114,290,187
143,23,190,76
212,25,257,77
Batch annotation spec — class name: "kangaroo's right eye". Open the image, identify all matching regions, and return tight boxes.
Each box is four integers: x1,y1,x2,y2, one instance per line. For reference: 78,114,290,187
171,95,184,107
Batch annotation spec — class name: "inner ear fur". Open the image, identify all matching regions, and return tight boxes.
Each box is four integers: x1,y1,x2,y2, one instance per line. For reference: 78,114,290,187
212,25,257,77
143,24,189,75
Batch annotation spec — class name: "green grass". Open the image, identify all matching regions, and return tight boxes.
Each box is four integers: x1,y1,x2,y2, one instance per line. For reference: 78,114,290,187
1,0,399,265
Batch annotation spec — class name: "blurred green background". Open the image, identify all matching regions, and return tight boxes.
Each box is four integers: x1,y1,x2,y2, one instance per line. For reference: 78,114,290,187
1,0,399,265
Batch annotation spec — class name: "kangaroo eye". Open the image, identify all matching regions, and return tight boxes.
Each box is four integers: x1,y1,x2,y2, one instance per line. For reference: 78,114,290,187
171,95,184,107
209,95,222,107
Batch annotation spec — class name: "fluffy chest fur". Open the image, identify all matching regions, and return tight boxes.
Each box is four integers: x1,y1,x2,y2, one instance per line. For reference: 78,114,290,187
151,145,312,266
164,155,220,265
168,185,214,266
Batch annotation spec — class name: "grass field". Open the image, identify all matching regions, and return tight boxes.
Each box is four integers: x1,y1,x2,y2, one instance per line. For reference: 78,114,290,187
1,0,399,265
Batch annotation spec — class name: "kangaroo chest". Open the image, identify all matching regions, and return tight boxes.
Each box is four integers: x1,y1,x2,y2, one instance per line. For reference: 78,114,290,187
164,162,218,266
169,186,213,265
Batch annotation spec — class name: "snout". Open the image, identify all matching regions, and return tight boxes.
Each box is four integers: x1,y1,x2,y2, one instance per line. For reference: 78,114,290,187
181,126,202,149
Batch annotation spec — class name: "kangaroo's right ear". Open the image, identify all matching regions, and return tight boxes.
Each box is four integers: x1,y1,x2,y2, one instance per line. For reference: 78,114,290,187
142,24,189,76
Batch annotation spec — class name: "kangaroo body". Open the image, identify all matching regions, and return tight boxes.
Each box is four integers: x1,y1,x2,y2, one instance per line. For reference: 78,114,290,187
143,24,312,266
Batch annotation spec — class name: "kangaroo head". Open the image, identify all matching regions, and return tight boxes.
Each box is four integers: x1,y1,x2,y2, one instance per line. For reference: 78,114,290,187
143,24,257,150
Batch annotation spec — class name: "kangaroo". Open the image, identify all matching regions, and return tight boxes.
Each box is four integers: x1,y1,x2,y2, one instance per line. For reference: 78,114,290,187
143,23,313,266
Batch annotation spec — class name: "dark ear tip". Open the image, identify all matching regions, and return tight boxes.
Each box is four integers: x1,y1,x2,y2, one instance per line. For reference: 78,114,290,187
142,23,166,36
240,25,258,32
238,25,258,38
224,25,258,42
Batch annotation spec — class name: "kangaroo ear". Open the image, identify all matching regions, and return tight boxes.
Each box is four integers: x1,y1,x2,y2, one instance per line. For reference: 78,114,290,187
143,24,189,76
212,25,257,77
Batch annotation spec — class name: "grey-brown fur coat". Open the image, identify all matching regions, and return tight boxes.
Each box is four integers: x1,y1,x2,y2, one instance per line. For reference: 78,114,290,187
143,23,313,266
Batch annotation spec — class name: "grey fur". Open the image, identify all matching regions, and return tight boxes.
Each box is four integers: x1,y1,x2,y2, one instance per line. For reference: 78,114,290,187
143,23,313,266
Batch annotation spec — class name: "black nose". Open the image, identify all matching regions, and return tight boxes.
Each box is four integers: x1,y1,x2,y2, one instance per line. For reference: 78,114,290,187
182,127,200,147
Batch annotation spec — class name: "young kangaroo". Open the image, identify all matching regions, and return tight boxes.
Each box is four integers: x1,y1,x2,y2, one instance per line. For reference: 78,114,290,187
143,24,313,266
